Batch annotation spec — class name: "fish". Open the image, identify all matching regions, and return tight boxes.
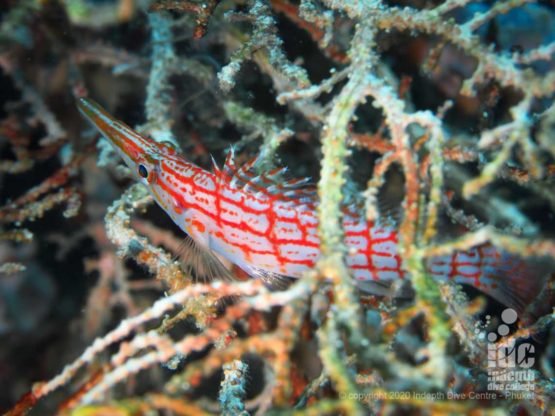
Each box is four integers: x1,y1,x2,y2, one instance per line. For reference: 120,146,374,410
78,97,548,312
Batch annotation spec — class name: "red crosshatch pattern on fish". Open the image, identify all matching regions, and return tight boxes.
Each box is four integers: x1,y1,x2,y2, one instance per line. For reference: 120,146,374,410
78,97,547,311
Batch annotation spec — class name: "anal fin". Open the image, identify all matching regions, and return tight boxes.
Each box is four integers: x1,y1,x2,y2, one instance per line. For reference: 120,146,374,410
355,279,413,298
244,266,295,291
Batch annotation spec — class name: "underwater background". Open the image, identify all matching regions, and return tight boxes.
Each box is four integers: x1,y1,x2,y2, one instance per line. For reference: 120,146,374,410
0,0,554,414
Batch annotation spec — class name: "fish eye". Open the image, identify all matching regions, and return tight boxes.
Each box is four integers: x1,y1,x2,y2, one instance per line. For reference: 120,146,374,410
138,164,148,179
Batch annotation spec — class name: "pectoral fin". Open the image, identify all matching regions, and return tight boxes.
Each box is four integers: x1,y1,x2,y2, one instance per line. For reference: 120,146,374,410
178,236,235,282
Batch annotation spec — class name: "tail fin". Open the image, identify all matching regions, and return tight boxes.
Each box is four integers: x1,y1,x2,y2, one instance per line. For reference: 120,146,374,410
455,247,553,314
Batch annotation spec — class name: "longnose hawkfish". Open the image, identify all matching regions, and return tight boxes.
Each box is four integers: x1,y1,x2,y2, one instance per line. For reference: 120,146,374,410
78,97,548,312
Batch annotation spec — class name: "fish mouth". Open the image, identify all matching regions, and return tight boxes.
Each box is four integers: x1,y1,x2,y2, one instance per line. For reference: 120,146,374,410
77,97,147,163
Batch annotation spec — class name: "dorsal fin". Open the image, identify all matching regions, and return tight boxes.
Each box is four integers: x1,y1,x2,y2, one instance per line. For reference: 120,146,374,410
214,148,317,204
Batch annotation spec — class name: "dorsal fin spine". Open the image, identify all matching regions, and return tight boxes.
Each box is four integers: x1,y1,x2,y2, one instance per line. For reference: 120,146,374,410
213,148,316,205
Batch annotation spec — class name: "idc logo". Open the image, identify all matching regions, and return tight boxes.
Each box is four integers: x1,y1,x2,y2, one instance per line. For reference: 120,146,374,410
485,308,536,396
486,308,535,369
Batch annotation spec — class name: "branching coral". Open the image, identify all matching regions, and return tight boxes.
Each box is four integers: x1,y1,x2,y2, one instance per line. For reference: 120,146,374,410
1,0,554,415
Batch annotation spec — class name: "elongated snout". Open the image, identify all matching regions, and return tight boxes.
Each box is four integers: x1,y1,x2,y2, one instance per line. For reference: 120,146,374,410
77,98,151,164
